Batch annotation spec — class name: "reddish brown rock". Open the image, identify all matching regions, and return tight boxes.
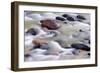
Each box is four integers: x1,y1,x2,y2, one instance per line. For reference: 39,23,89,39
40,19,61,30
32,39,48,46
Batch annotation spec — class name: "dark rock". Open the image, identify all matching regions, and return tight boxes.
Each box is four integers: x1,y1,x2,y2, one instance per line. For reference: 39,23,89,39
62,14,69,18
40,19,61,30
88,53,90,56
67,16,75,21
33,45,41,48
88,40,90,44
24,54,31,57
26,28,38,35
56,17,66,21
77,15,86,20
62,14,75,21
79,29,84,32
71,43,90,51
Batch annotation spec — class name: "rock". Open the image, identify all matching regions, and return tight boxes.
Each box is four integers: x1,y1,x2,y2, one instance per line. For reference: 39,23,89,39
56,16,66,21
62,14,69,18
88,53,90,56
26,28,38,35
62,14,75,21
67,16,75,21
45,41,67,55
71,43,90,51
77,15,86,20
40,19,61,30
32,39,48,46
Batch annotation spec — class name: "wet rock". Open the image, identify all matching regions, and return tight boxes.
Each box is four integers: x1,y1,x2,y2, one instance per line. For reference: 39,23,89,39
32,39,48,46
88,53,90,56
56,17,66,21
62,14,69,18
62,14,75,21
26,28,38,35
67,16,75,21
40,19,61,30
24,54,31,57
71,43,90,51
77,15,86,20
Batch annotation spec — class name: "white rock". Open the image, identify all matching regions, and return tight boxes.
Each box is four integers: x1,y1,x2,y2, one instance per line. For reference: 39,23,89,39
46,41,67,55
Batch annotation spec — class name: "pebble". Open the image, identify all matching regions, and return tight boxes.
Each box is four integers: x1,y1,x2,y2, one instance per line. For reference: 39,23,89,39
62,14,69,18
71,43,90,51
40,19,61,30
62,14,75,21
26,28,38,35
56,17,66,21
77,15,86,20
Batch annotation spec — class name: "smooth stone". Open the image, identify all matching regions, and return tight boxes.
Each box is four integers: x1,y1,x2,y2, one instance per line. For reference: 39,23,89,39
56,17,66,21
26,28,38,35
77,15,86,20
24,54,31,57
62,14,75,21
40,19,61,30
67,16,75,21
32,39,48,46
62,14,69,18
88,53,90,56
71,43,90,51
